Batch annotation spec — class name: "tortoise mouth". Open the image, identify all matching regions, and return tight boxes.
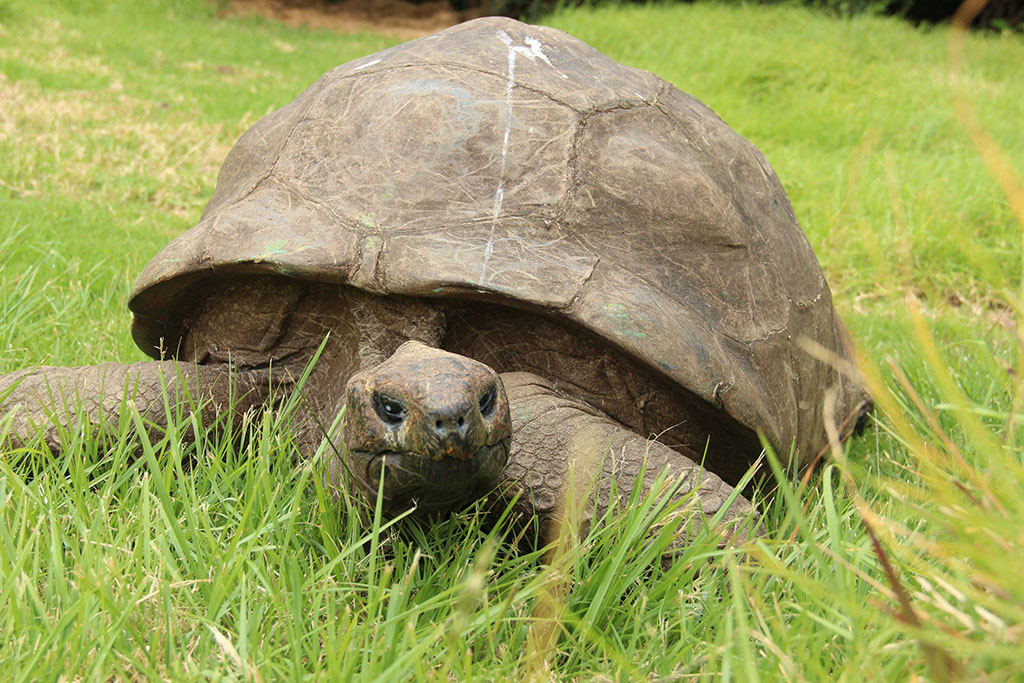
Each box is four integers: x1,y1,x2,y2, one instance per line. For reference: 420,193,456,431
347,438,510,516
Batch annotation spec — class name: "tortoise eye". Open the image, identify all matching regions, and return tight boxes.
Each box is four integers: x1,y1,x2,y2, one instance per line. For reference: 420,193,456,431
478,384,498,417
373,392,406,425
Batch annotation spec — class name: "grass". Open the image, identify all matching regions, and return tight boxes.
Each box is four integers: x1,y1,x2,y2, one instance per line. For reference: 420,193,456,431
1,0,1023,678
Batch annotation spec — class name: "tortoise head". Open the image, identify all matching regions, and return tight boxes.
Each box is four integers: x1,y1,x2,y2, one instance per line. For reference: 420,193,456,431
343,341,511,515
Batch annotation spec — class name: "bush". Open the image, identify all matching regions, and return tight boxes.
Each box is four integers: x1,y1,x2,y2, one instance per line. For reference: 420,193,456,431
898,0,1024,30
484,0,1024,30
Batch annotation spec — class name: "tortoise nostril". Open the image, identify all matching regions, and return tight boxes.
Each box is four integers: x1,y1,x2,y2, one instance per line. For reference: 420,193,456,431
434,413,468,435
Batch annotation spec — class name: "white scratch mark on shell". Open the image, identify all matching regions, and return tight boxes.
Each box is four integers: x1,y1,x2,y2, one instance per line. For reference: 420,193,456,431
353,58,382,71
480,29,560,284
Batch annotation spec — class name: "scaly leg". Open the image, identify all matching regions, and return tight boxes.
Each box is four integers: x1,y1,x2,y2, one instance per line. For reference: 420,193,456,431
499,372,756,546
0,361,276,452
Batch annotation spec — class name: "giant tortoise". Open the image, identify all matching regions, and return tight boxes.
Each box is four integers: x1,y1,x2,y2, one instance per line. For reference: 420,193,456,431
0,17,866,538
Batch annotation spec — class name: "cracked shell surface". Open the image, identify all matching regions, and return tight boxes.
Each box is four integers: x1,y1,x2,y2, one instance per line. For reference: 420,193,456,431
129,17,862,463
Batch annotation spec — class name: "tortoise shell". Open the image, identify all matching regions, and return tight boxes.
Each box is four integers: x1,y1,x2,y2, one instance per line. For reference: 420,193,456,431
129,17,862,463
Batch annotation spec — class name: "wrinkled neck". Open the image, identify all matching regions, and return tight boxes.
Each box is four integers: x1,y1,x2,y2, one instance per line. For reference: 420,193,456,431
346,289,447,373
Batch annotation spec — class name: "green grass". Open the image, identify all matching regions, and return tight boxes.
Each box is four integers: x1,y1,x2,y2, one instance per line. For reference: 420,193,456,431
2,0,1023,678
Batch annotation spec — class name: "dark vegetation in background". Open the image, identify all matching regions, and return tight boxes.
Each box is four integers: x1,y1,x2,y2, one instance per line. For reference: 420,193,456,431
332,0,1024,29
894,0,1023,29
784,0,1022,27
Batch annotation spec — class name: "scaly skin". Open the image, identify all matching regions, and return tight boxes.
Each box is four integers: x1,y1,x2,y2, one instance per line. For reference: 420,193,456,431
0,361,275,451
498,372,754,544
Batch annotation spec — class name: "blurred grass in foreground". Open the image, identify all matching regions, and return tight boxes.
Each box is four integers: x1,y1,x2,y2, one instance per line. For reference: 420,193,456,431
842,4,1024,675
1,0,1022,678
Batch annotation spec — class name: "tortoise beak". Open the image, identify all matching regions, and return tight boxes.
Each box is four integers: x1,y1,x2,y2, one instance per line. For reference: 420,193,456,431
347,438,510,516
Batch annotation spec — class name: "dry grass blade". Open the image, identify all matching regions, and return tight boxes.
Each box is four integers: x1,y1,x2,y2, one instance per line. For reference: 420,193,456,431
860,510,964,680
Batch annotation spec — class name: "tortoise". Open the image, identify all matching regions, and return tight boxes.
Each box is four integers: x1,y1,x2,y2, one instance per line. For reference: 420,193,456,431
0,17,866,539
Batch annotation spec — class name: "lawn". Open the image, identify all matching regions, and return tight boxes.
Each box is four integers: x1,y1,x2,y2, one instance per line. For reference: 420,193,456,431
1,0,1022,679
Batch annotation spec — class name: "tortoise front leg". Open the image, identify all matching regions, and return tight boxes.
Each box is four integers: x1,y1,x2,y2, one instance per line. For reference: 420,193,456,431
0,361,276,452
498,371,757,546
